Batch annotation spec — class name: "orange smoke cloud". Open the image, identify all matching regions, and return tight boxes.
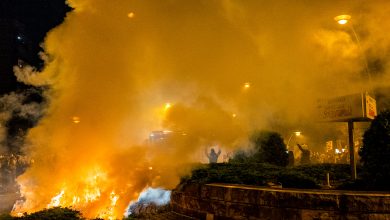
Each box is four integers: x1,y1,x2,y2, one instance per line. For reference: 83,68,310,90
12,0,390,218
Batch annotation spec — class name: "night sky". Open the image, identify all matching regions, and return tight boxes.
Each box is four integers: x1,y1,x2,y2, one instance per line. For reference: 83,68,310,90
0,0,70,67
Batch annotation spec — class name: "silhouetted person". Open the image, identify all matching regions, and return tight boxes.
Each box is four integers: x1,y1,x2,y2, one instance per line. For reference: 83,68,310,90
205,148,221,164
288,151,295,166
297,144,311,165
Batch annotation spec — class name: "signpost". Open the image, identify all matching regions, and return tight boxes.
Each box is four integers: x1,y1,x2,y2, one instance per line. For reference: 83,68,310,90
317,92,377,180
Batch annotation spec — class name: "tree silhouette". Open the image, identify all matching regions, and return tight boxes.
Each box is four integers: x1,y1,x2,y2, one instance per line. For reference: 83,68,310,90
359,110,390,189
250,130,289,167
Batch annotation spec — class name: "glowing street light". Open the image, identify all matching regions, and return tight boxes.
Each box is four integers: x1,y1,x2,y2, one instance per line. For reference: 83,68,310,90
334,14,351,25
72,116,81,124
127,12,135,18
334,14,373,180
243,82,251,89
164,103,172,111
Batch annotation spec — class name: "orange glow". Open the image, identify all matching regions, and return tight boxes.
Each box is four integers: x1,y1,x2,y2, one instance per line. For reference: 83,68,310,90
72,116,81,124
164,103,172,111
337,19,348,25
334,14,351,25
14,0,388,218
12,168,134,219
47,190,65,208
127,12,135,18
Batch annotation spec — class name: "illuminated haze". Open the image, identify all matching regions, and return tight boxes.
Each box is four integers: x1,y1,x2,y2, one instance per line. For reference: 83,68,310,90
13,0,390,218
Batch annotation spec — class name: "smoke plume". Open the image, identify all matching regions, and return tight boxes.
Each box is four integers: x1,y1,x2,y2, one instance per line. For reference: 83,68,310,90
13,0,390,218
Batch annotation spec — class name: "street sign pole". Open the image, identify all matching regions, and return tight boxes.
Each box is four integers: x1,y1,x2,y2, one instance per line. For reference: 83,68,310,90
348,121,357,180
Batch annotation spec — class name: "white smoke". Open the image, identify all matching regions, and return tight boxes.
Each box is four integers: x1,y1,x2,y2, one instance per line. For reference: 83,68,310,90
126,187,171,216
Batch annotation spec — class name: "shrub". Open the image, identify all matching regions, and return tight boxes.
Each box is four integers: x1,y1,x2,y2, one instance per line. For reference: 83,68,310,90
229,130,289,167
13,207,84,220
182,162,357,190
359,110,390,190
250,131,289,167
277,170,320,189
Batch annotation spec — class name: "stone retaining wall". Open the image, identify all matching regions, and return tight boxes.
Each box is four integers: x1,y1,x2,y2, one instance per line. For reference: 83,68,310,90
170,183,390,220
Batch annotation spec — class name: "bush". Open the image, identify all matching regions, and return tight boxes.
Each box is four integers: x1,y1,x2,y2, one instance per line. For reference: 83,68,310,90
0,214,13,220
229,149,251,163
183,163,349,189
251,131,289,167
180,163,283,186
229,130,289,167
359,110,390,190
291,163,351,184
277,170,319,189
2,207,85,220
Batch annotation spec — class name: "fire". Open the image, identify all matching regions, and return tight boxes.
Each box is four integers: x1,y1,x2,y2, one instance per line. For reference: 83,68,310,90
12,153,160,220
13,168,127,219
97,191,120,220
48,170,106,208
48,190,65,208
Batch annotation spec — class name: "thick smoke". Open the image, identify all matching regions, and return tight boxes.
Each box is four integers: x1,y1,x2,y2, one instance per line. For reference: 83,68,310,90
12,0,390,218
0,90,43,154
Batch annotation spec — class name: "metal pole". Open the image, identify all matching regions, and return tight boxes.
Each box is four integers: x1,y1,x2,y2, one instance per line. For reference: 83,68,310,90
349,24,373,95
348,121,357,180
286,134,294,150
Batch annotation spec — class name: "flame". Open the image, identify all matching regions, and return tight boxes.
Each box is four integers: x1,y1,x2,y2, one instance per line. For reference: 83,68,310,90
13,168,126,219
48,190,65,208
12,156,158,220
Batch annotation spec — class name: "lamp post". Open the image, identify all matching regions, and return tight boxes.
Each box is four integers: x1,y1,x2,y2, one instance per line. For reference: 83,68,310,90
334,14,373,180
334,14,372,94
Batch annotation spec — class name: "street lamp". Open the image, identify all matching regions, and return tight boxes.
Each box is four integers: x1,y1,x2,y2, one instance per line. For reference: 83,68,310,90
286,131,301,150
334,14,372,93
164,102,172,111
335,14,374,180
334,15,351,25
